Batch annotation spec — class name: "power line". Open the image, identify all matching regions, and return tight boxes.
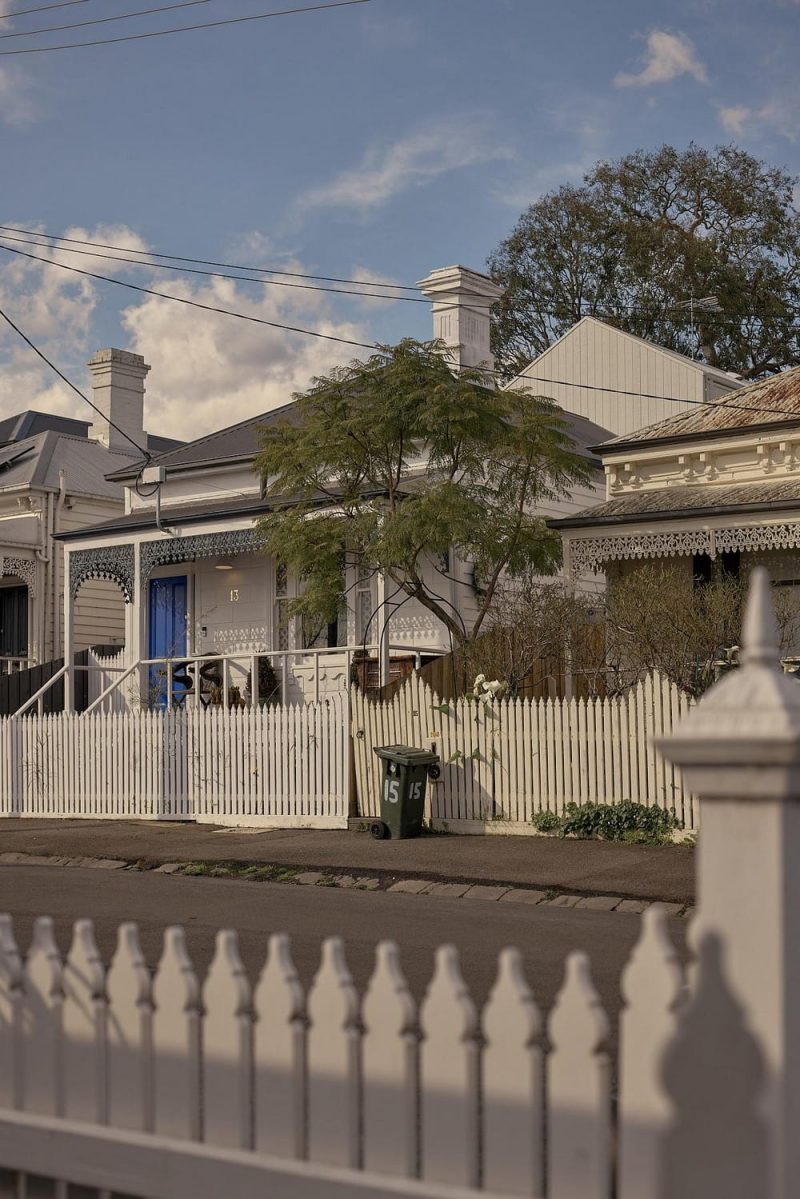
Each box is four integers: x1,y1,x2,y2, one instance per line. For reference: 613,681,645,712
0,0,373,53
0,241,378,350
0,231,432,304
0,0,214,40
0,222,419,291
0,0,89,20
3,237,800,428
0,304,151,458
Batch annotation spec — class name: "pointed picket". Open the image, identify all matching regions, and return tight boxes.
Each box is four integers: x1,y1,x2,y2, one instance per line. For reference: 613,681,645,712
152,926,201,1141
482,947,544,1196
618,904,685,1199
419,945,479,1188
0,915,22,1109
253,933,306,1159
306,936,361,1169
361,941,418,1178
548,952,611,1199
62,919,107,1123
22,916,63,1117
202,929,253,1149
107,922,153,1131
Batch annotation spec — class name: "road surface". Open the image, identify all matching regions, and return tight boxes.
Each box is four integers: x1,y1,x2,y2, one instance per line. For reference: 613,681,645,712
0,865,688,1024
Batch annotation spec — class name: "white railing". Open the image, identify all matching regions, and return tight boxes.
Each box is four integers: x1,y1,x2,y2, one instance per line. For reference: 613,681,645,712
353,671,696,830
0,656,34,676
0,698,349,825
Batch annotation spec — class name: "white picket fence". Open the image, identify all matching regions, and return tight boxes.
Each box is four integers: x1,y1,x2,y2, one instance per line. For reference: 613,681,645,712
0,697,349,826
0,905,681,1199
352,672,696,831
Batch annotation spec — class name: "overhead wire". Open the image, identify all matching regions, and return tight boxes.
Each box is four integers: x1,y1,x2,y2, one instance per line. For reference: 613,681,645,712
0,0,214,39
3,224,800,324
0,223,420,291
0,0,373,53
2,239,800,429
0,305,152,459
0,0,89,19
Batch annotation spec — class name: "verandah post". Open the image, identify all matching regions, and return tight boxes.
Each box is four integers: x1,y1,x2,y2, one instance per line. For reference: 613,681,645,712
657,567,800,1199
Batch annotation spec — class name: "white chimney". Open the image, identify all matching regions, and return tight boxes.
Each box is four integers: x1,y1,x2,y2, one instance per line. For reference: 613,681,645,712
88,348,149,454
417,265,503,371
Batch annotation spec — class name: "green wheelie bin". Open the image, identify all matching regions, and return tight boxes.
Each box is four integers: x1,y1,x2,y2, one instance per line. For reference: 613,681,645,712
371,745,441,839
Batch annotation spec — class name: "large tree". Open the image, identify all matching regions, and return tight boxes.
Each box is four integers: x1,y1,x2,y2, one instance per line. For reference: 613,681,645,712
254,339,591,648
489,143,800,379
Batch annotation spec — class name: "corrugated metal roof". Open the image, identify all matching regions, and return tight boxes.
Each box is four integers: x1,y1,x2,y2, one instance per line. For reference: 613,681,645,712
550,478,800,530
603,365,800,448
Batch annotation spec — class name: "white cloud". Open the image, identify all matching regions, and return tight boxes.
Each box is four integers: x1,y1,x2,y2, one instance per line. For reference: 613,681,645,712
0,221,383,441
0,222,153,425
299,119,509,213
120,272,370,440
718,104,752,135
345,266,403,310
614,30,708,88
0,65,38,126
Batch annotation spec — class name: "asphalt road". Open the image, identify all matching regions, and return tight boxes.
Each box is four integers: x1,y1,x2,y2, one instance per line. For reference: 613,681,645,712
0,865,688,1028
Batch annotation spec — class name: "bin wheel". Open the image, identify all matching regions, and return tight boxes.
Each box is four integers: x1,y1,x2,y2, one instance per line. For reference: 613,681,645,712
427,763,441,781
369,820,389,840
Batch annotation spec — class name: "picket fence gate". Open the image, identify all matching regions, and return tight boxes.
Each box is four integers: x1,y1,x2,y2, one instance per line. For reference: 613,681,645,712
0,697,349,826
352,672,696,831
0,568,794,1199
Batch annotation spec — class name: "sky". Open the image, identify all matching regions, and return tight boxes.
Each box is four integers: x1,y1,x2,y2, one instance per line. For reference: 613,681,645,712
0,0,799,441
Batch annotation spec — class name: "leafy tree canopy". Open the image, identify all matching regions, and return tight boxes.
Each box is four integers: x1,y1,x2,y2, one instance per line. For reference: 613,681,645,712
254,339,592,646
489,143,800,379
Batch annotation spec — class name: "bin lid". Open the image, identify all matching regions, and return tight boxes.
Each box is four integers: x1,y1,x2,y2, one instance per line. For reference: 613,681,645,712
373,744,440,767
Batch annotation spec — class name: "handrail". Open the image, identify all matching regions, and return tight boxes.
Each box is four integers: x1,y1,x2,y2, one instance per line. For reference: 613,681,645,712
83,660,140,715
11,664,68,719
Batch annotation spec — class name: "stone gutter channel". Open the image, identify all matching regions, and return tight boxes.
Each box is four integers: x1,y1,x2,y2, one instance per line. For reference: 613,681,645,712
0,852,693,917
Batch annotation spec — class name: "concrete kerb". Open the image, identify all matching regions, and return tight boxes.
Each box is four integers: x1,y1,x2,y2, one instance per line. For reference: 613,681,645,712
0,851,692,916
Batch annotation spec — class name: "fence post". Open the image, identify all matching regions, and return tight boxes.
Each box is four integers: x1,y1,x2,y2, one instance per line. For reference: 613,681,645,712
657,567,800,1199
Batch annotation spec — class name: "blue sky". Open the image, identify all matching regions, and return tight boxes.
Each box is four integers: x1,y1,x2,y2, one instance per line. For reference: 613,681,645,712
0,0,798,438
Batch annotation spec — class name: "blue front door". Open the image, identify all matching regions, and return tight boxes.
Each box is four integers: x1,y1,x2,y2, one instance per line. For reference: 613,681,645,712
148,576,188,707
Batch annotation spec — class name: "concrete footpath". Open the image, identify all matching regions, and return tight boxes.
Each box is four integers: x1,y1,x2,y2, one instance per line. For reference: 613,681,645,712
0,819,695,905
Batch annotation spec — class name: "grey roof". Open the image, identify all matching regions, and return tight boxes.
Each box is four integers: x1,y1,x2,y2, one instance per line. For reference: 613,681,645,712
107,395,608,484
550,479,800,530
0,410,91,443
602,365,800,451
106,402,298,481
0,431,146,498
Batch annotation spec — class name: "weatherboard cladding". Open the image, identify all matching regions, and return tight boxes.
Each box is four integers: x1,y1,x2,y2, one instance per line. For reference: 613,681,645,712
602,364,800,448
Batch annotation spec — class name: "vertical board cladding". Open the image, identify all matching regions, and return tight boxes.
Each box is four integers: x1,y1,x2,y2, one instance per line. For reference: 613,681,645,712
351,675,696,831
0,696,349,828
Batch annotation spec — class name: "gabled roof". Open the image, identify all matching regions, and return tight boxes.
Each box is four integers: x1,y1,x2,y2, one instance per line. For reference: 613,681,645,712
601,364,800,451
506,316,743,392
107,395,609,484
0,430,144,498
106,401,298,481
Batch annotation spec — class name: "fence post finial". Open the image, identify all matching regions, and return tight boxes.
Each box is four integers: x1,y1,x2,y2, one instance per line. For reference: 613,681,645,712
657,567,800,1199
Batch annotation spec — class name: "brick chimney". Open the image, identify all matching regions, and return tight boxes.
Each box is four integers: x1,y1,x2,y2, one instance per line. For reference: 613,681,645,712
417,265,503,371
88,348,149,454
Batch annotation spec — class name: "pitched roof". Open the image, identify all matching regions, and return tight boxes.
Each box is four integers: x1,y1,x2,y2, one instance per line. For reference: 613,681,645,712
550,478,800,530
106,401,298,481
0,430,148,498
506,316,743,392
107,395,609,483
0,410,91,443
602,365,800,450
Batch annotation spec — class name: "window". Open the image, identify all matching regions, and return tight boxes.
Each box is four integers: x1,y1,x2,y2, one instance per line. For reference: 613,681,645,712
274,563,290,652
356,566,374,644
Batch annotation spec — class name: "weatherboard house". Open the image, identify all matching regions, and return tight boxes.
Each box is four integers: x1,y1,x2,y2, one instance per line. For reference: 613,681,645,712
57,266,608,710
550,365,800,617
0,349,180,673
